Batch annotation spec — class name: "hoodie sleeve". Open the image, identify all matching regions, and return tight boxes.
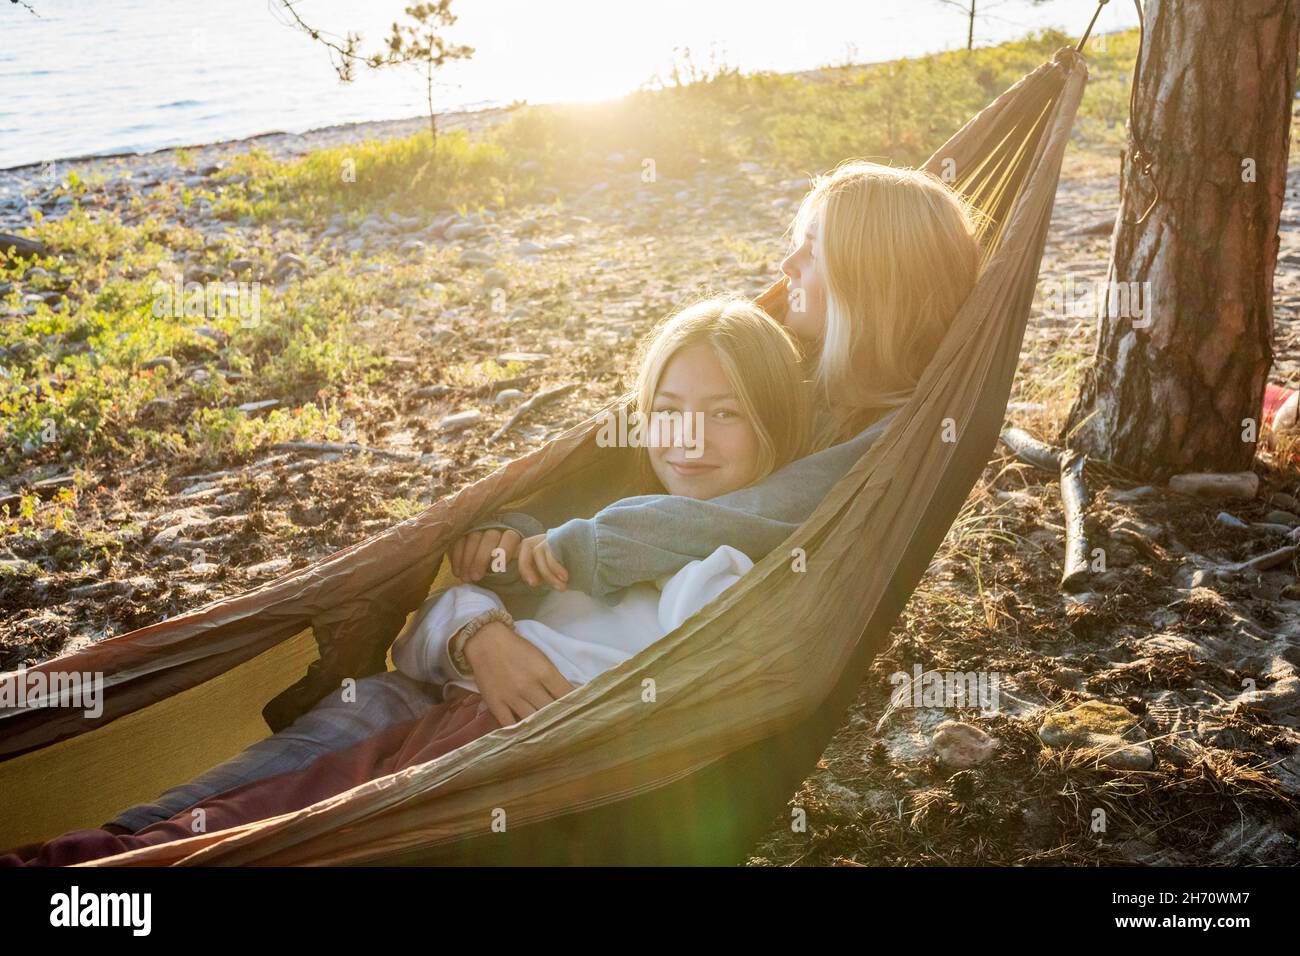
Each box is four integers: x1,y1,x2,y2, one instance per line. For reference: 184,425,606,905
461,511,546,544
452,511,548,597
391,583,506,684
547,411,895,606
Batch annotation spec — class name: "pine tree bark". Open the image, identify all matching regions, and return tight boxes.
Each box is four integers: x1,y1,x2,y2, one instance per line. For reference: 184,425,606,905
1061,0,1299,479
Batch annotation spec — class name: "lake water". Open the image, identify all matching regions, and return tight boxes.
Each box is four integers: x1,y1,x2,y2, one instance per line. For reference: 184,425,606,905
0,0,1137,169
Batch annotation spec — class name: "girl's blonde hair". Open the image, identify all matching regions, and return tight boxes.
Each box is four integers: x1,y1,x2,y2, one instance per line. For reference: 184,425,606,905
625,297,813,495
790,160,983,450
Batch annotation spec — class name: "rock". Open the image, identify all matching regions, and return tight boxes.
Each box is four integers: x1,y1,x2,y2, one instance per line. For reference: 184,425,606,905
401,239,427,255
482,268,508,289
494,388,525,405
1215,511,1249,530
148,507,213,550
141,356,179,374
1168,471,1259,500
245,557,292,578
932,720,998,768
0,233,47,258
515,240,544,256
237,399,280,414
270,253,306,281
1268,491,1300,512
438,409,483,433
229,257,256,276
445,221,479,241
460,249,495,267
1038,700,1154,770
497,351,549,364
1264,509,1299,526
1250,521,1296,537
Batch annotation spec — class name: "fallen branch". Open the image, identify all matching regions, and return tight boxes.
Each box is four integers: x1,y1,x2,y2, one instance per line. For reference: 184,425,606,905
0,233,47,259
1228,543,1299,575
469,372,542,397
490,383,578,444
999,427,1059,473
1000,427,1094,592
270,441,418,461
1058,449,1092,590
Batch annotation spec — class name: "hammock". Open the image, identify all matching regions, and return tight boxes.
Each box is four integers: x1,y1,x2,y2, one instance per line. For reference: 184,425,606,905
0,47,1088,865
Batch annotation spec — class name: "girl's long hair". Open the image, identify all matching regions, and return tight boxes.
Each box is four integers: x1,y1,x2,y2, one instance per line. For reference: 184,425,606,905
621,297,813,495
789,160,984,450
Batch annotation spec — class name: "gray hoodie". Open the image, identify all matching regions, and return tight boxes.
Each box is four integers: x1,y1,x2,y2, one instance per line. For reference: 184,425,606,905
462,408,896,609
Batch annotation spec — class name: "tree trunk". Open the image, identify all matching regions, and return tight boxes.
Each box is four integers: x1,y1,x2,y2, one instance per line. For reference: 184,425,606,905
1060,0,1299,480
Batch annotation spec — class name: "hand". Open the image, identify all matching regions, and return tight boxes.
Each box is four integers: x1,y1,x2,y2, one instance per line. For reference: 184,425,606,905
449,528,523,582
517,532,569,590
464,621,576,725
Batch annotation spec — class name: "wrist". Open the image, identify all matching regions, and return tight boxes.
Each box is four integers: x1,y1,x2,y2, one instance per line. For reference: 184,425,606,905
458,615,514,672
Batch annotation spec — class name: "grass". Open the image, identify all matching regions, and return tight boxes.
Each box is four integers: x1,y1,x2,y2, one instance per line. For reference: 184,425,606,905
212,127,523,226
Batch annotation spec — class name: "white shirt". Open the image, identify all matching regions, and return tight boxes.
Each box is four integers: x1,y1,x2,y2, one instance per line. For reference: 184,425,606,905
391,545,754,696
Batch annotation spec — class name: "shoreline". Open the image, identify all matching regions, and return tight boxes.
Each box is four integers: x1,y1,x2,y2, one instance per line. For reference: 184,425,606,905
0,101,517,176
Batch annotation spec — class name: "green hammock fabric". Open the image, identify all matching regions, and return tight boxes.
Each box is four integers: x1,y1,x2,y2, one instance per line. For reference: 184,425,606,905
0,47,1088,864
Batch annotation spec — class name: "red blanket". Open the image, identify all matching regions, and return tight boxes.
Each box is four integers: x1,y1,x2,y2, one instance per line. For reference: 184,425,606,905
3,688,500,867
